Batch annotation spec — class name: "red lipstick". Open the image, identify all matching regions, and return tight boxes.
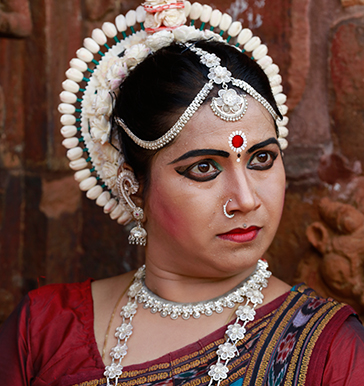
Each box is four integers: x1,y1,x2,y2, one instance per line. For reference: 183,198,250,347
218,226,261,243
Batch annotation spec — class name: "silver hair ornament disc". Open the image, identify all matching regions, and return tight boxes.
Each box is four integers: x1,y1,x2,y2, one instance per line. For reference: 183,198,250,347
211,89,248,122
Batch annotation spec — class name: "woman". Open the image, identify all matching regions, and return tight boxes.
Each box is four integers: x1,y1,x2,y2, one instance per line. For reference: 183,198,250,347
1,1,363,385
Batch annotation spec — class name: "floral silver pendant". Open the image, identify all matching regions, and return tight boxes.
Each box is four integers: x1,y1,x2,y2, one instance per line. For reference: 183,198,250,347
210,89,248,122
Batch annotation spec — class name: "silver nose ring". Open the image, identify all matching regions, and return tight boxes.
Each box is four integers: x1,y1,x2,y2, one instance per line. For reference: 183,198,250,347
223,199,234,219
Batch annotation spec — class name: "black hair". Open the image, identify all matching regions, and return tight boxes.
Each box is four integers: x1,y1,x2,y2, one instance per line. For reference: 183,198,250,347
113,40,281,192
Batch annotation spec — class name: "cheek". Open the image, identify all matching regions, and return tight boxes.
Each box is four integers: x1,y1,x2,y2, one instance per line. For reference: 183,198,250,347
272,172,286,219
145,181,190,239
262,168,285,220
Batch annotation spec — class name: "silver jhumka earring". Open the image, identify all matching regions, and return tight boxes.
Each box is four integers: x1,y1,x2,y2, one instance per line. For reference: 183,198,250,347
117,170,147,246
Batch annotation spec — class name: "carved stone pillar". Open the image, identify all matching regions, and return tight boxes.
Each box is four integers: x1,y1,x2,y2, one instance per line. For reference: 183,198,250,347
0,0,32,324
295,176,364,320
0,0,32,37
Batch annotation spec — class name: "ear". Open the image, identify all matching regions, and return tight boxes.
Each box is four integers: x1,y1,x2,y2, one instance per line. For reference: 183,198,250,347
118,163,145,212
306,222,330,254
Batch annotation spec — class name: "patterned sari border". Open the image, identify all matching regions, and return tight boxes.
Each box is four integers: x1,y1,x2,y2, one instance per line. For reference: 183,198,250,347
243,290,304,385
286,302,346,385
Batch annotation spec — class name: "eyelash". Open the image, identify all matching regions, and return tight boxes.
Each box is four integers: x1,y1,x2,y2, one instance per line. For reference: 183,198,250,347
247,150,278,170
175,159,222,182
175,150,278,181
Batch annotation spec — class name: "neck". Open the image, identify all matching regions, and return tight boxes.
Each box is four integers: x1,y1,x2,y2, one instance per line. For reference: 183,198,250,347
142,257,258,304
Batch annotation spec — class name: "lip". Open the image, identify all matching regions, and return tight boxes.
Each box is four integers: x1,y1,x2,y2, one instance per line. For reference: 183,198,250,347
217,226,261,243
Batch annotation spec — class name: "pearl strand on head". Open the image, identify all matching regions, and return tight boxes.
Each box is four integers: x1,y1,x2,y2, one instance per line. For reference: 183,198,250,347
104,260,271,386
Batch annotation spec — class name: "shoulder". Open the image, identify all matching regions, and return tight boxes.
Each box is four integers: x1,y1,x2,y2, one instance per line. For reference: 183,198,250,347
290,283,352,309
285,285,361,383
27,279,93,314
91,271,136,345
0,279,100,383
286,283,355,331
23,279,95,350
322,316,364,384
91,271,135,309
333,315,364,344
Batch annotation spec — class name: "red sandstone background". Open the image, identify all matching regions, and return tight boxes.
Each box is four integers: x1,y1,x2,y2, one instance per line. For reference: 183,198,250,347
1,0,364,323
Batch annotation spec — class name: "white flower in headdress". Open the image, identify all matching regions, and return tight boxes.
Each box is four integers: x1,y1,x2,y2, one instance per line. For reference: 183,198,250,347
106,61,129,91
208,65,231,84
173,25,204,42
93,88,113,117
89,143,103,168
102,161,118,183
147,0,178,6
82,93,95,118
91,146,121,194
94,55,120,89
90,115,111,144
203,29,223,42
161,9,186,28
102,142,123,164
122,30,148,49
146,30,174,51
125,44,150,69
144,12,163,29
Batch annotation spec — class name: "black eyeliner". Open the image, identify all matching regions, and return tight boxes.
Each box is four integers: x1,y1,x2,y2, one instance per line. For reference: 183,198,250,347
175,159,223,182
247,151,278,170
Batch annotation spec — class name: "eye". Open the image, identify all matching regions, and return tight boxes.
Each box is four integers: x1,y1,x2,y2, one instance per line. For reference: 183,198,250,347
247,150,278,170
191,162,213,174
175,159,222,181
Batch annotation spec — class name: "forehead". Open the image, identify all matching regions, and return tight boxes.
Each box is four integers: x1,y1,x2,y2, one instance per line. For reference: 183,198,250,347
161,98,277,158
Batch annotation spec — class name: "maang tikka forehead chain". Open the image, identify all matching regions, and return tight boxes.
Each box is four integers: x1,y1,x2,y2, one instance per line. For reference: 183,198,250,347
116,44,279,151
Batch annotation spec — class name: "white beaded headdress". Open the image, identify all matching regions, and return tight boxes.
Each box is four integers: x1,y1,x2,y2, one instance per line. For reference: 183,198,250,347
59,0,289,226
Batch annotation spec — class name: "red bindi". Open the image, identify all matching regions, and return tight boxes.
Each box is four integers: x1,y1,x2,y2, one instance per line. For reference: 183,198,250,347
232,135,244,149
228,131,247,162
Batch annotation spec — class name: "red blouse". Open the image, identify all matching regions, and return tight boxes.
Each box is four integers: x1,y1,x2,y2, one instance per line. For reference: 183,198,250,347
0,279,363,385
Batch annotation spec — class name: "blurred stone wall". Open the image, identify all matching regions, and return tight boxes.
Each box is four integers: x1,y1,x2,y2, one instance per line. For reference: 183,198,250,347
0,0,364,323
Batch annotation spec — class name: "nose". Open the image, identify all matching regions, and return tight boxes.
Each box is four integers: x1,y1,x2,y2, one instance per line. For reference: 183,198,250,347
225,169,261,216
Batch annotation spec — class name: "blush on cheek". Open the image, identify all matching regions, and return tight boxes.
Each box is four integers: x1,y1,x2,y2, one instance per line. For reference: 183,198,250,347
146,187,187,240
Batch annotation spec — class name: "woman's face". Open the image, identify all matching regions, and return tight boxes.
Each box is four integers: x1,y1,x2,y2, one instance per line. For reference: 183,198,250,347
143,98,286,278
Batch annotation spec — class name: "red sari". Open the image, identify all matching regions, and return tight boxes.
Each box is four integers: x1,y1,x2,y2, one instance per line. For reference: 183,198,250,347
0,279,363,386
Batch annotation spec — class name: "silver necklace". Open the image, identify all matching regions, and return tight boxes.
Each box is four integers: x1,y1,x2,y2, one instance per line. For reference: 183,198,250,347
104,260,271,386
136,265,259,320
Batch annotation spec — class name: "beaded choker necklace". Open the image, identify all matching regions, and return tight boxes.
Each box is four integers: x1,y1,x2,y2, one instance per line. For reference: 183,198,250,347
104,260,271,386
137,264,259,319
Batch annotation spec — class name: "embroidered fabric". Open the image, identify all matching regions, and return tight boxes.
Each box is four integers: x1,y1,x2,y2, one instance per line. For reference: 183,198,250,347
0,280,361,385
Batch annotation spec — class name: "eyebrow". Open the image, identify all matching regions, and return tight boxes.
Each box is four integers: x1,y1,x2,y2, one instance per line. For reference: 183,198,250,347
247,137,280,154
169,149,230,164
